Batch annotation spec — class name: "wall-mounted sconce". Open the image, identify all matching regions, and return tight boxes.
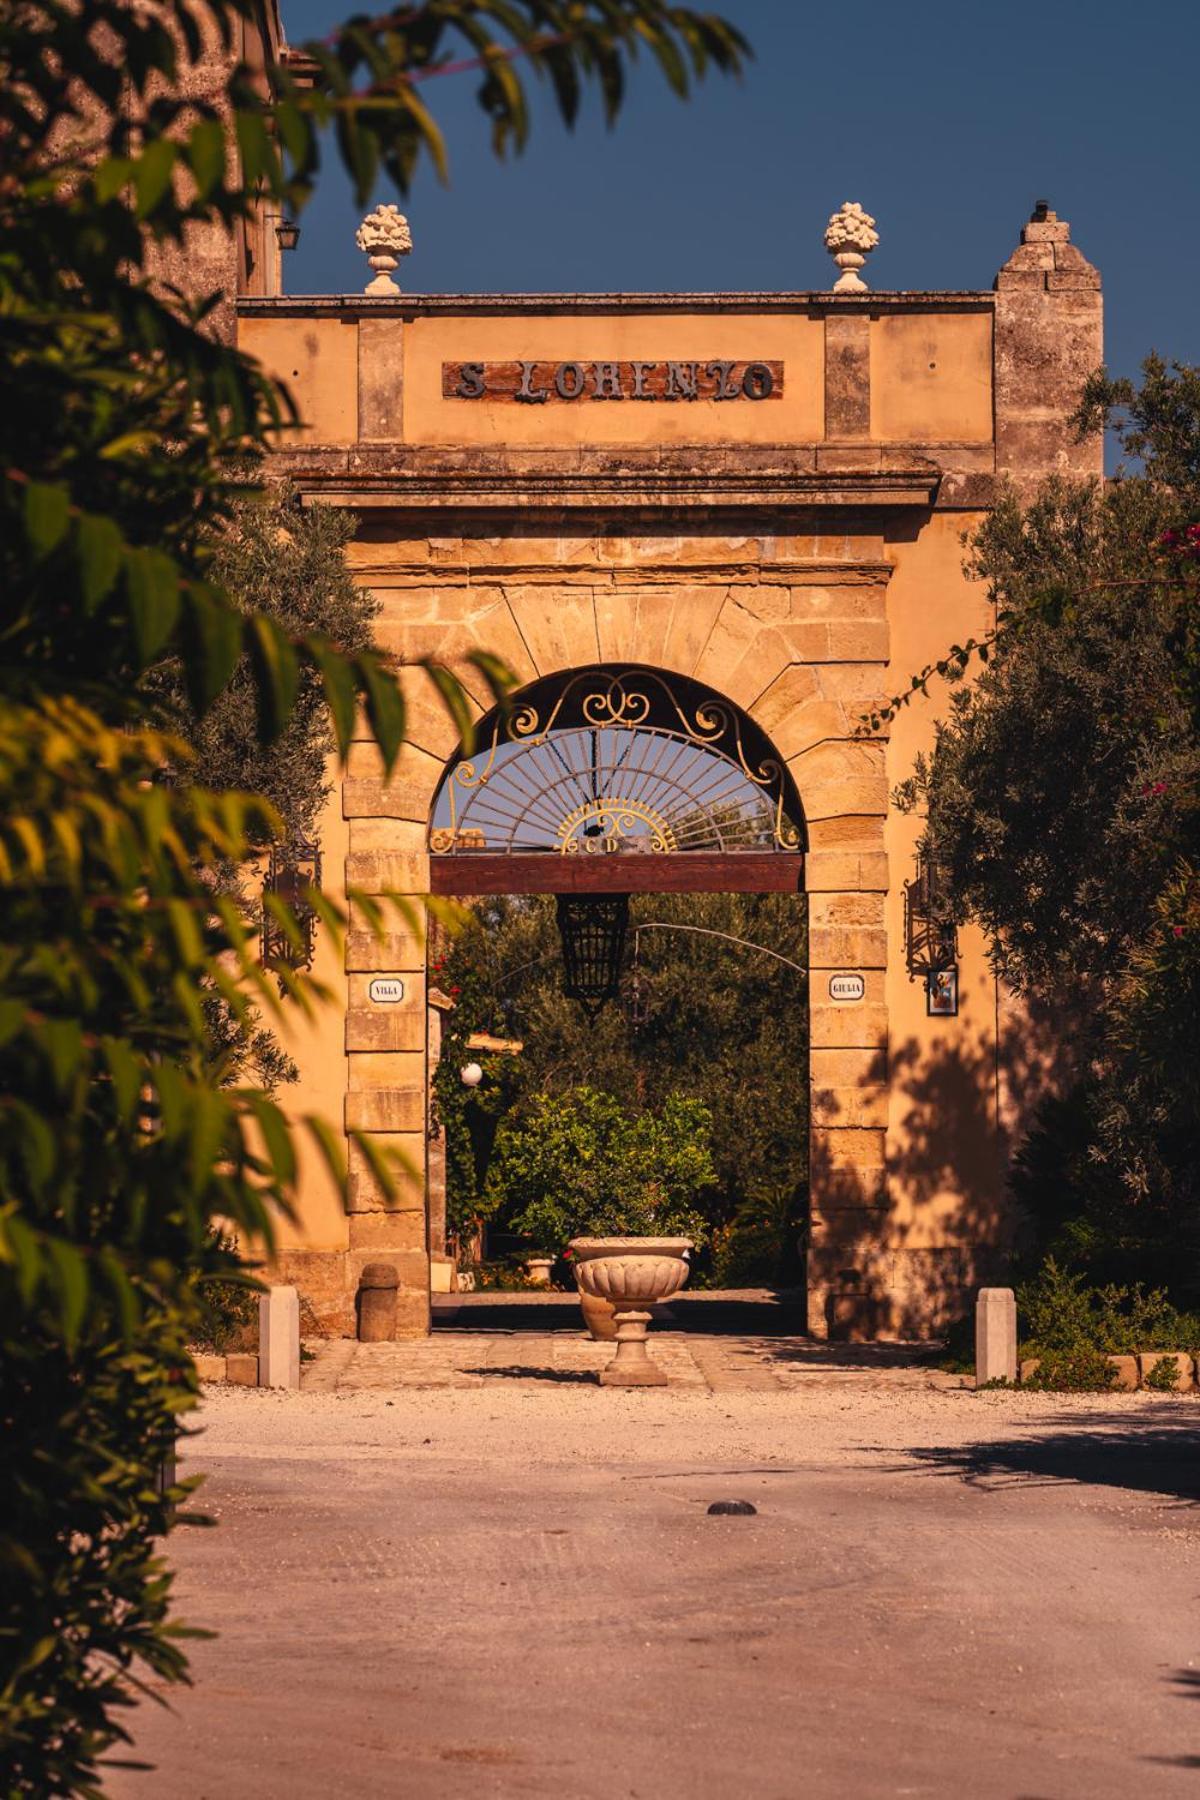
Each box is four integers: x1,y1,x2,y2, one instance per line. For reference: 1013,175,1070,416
262,833,322,976
904,844,959,1016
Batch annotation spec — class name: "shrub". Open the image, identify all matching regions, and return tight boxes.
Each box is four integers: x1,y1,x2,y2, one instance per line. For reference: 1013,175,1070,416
1144,1354,1184,1393
1021,1348,1119,1393
192,1230,261,1354
1018,1258,1200,1356
486,1086,717,1251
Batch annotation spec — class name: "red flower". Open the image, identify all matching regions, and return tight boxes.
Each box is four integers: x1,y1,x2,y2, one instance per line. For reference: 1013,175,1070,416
1172,925,1185,938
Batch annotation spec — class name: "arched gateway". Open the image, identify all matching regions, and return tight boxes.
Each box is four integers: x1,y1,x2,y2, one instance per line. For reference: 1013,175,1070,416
246,203,1103,1338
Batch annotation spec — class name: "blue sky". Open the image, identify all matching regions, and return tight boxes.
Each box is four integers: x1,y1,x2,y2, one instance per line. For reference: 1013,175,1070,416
281,0,1198,394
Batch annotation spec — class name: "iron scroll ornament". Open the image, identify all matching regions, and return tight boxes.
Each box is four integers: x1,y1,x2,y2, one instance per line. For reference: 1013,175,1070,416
429,667,804,859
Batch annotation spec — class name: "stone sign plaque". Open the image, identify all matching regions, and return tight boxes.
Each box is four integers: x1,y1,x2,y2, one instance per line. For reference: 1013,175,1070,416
828,973,866,1003
442,359,784,404
367,977,406,1005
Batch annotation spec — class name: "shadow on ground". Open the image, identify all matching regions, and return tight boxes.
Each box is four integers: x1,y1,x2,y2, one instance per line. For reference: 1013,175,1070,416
434,1291,811,1336
760,1341,945,1370
1145,1670,1200,1770
896,1408,1200,1504
460,1365,599,1384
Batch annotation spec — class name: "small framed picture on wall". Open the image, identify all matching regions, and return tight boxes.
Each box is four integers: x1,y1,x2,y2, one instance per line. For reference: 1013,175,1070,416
926,967,958,1017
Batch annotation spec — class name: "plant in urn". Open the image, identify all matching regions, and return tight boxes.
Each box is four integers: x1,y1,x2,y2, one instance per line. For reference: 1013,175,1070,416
488,1089,716,1381
823,201,879,293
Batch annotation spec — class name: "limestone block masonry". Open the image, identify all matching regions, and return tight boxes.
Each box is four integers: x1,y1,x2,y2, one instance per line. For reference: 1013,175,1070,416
239,206,1102,1340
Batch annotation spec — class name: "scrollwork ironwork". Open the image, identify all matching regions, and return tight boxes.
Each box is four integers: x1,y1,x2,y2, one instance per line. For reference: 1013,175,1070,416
431,666,803,856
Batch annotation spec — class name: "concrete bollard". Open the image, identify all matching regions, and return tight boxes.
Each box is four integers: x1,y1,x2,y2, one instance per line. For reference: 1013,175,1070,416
259,1284,301,1389
975,1287,1017,1385
357,1262,399,1342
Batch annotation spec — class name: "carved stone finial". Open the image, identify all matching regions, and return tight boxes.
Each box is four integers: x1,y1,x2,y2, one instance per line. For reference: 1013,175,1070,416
824,201,879,293
355,203,413,296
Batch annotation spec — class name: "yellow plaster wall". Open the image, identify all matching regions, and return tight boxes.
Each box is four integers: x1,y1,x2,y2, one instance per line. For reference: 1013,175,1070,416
881,512,1008,1277
869,312,993,444
272,771,353,1253
401,313,825,445
239,315,359,442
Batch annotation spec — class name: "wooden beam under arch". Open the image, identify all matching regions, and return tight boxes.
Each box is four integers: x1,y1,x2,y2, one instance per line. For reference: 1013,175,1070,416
429,852,804,896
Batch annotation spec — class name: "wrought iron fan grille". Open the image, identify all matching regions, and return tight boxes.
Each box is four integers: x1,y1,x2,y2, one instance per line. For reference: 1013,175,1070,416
430,666,804,858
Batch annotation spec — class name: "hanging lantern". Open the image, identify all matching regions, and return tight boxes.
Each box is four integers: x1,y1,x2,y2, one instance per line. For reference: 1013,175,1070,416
903,846,958,977
262,833,322,976
556,894,630,1020
904,845,958,1011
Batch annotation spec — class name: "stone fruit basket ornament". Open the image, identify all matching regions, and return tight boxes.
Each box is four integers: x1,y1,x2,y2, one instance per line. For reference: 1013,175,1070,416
569,1237,693,1386
823,200,879,293
356,203,413,296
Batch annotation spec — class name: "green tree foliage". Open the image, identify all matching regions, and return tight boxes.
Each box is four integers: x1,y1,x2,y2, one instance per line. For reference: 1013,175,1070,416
897,357,1200,1295
154,486,380,848
0,0,748,1788
433,892,809,1284
486,1086,717,1249
158,486,381,1092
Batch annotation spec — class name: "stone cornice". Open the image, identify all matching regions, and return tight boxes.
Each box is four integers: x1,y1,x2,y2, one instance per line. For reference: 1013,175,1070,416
240,290,995,318
269,444,943,512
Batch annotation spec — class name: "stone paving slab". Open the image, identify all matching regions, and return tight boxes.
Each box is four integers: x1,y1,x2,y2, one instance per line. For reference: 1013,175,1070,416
302,1330,970,1394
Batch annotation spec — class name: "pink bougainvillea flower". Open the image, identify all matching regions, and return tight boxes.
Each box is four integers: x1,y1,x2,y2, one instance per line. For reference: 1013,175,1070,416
1172,925,1185,938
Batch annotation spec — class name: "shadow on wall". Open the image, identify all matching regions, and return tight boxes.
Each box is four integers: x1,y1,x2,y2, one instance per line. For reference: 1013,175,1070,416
809,997,1075,1338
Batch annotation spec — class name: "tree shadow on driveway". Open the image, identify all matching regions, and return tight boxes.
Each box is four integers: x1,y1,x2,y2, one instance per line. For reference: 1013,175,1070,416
895,1407,1200,1504
461,1365,600,1384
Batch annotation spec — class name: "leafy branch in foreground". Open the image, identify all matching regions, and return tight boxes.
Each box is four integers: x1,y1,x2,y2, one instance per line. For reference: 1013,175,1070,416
0,0,750,1787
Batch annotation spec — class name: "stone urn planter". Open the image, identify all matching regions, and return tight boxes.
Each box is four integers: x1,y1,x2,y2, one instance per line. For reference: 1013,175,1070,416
569,1238,692,1385
525,1256,555,1287
577,1286,619,1342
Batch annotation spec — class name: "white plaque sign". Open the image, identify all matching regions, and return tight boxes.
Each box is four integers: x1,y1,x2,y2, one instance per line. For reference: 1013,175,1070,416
367,977,406,1005
828,973,865,1003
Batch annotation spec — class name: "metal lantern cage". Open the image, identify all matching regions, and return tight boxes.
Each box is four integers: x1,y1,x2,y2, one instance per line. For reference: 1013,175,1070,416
262,834,322,976
555,893,630,1020
903,845,959,1015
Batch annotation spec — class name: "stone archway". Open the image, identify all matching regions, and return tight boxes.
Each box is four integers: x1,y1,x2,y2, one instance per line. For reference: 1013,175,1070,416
341,619,888,1339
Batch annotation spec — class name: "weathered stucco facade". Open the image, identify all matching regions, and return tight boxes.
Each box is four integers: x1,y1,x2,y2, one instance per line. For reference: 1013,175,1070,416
237,206,1101,1338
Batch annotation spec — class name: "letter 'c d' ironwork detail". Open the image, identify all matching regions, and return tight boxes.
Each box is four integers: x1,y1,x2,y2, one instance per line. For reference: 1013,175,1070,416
429,666,805,858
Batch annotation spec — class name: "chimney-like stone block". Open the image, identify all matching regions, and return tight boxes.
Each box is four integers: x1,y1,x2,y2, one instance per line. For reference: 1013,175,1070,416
994,207,1103,491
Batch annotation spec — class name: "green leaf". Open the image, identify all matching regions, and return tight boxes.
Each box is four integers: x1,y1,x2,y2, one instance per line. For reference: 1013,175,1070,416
93,155,134,202
47,1238,88,1350
248,1095,296,1188
358,655,406,773
75,513,124,609
133,138,177,218
235,112,273,187
126,548,182,664
39,1018,85,1092
311,640,358,758
181,585,243,713
246,615,300,743
0,1211,41,1306
304,1115,348,1201
422,660,475,755
25,482,70,557
187,118,226,199
100,1037,142,1125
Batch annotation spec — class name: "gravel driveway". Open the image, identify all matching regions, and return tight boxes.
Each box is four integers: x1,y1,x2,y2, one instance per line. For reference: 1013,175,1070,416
106,1371,1200,1799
